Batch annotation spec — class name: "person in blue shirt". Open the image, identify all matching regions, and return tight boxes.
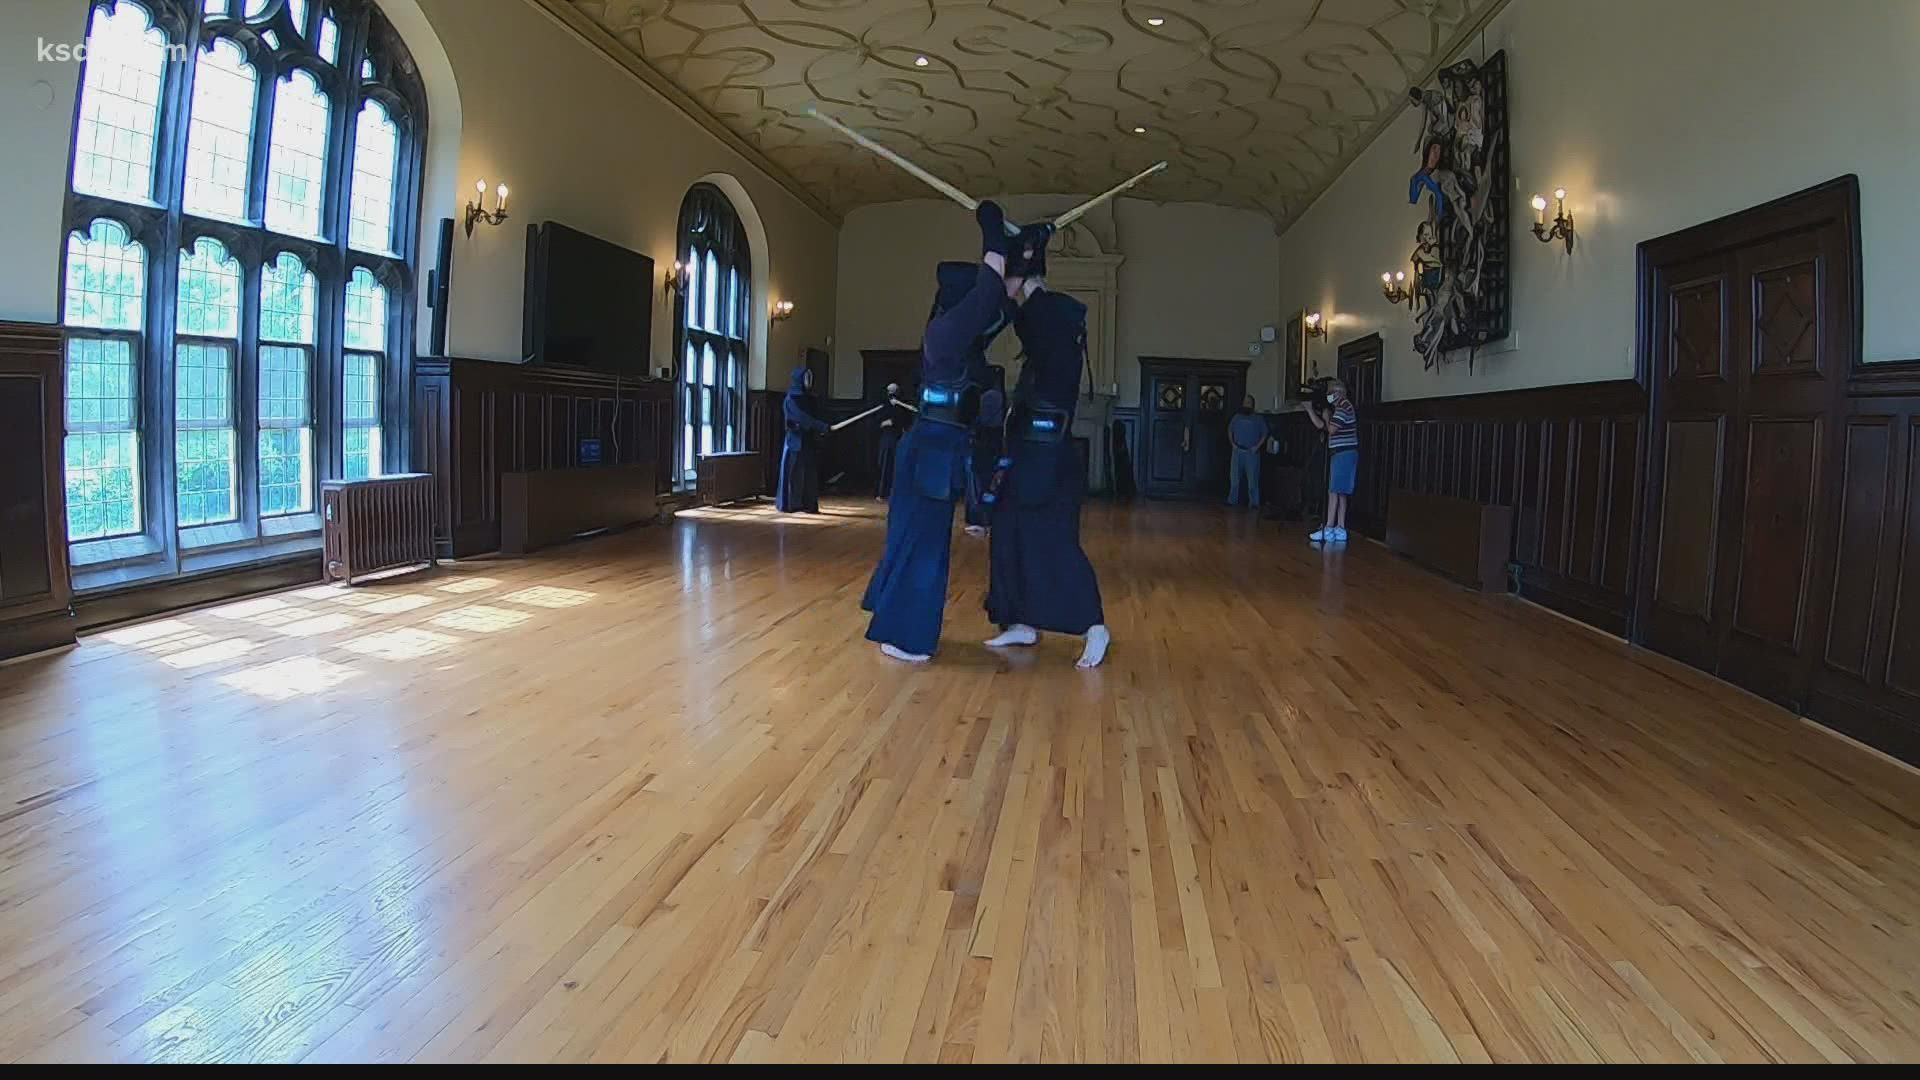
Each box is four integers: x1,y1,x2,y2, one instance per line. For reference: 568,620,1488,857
862,201,1044,663
1226,395,1267,509
776,366,827,513
982,271,1111,668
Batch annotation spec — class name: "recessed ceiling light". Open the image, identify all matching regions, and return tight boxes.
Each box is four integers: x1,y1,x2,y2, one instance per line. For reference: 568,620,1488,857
914,55,930,67
1133,126,1147,134
1147,17,1165,27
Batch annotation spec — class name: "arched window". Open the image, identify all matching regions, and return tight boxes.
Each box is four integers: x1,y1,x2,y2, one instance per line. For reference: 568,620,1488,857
673,183,751,488
61,0,426,584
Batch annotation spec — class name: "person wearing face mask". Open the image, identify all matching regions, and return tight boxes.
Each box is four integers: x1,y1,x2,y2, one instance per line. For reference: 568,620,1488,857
1226,394,1267,509
873,381,909,500
982,273,1111,668
777,366,828,513
1305,377,1358,544
862,201,1044,663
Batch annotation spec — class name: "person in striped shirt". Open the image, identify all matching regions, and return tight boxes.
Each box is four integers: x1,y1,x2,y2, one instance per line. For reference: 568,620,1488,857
1306,377,1358,544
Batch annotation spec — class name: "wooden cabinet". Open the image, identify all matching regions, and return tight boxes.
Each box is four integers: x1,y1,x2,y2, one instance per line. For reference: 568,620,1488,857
0,322,76,660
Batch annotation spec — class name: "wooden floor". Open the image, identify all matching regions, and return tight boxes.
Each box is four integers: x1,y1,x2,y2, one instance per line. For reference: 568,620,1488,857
2,498,1917,1063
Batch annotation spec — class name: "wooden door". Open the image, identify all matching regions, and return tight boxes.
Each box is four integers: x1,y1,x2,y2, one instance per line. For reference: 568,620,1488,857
1636,178,1856,710
1337,334,1386,536
861,349,920,403
803,347,830,397
1138,358,1247,499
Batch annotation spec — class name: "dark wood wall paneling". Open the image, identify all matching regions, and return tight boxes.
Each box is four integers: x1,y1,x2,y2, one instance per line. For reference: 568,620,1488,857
749,389,781,497
0,321,77,659
1369,380,1647,635
411,358,674,558
1808,359,1920,761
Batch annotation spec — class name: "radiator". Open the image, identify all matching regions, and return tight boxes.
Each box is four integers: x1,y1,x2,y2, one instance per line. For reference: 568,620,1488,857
321,473,437,584
697,450,763,505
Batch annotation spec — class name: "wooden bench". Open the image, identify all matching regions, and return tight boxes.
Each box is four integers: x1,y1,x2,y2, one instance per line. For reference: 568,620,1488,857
501,462,657,555
1384,488,1514,592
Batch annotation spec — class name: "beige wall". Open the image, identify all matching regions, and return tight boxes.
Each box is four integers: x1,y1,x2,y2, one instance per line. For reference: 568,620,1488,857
1275,0,1920,402
0,0,837,389
834,196,1280,405
0,0,90,322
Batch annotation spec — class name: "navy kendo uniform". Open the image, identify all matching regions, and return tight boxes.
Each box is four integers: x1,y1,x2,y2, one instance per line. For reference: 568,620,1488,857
777,367,828,513
965,365,1008,529
862,202,1022,657
983,282,1106,638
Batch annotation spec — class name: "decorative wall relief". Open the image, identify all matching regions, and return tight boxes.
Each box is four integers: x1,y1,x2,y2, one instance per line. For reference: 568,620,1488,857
1406,50,1510,369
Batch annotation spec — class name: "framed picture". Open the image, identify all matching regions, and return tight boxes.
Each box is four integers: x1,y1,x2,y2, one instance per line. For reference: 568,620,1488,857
1283,310,1309,401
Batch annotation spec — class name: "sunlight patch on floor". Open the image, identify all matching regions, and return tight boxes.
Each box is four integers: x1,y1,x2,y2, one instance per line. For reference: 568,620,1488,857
340,627,461,661
275,612,362,638
218,655,358,701
158,637,257,669
359,593,437,615
499,585,596,609
429,605,532,634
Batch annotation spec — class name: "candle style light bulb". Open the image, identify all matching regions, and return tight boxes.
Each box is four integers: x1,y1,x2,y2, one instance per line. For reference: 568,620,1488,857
1531,194,1547,212
1553,187,1567,203
476,178,486,196
1395,270,1406,282
496,183,509,211
1382,272,1393,284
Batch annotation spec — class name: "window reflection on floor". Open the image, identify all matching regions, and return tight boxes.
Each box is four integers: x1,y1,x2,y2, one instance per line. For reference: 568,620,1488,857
219,655,357,701
429,605,530,634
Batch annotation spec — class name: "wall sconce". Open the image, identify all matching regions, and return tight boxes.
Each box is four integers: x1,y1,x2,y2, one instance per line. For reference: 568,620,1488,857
770,299,795,321
1530,187,1575,253
664,259,685,299
1304,311,1328,340
1380,270,1412,308
464,178,509,238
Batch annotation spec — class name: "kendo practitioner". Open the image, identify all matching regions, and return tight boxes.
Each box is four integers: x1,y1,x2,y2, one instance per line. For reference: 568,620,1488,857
777,366,828,513
982,266,1112,669
862,201,1040,663
964,365,1008,535
873,381,908,500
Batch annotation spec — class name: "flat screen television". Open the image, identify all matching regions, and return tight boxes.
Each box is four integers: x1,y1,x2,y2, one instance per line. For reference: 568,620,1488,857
522,221,653,375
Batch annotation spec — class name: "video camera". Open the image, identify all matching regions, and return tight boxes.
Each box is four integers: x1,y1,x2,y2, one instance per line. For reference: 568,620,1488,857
1299,375,1335,407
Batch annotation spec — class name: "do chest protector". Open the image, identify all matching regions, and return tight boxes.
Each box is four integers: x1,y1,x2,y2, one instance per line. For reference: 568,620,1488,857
919,382,982,428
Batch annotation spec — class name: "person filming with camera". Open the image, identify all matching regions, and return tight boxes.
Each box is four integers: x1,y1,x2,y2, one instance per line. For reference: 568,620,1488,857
1305,377,1358,545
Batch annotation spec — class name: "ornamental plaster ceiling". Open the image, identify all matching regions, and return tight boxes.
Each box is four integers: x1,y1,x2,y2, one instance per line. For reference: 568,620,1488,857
535,0,1506,226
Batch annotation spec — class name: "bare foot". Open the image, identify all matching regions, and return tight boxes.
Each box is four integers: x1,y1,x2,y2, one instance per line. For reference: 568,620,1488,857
964,524,987,537
984,624,1039,648
880,643,931,664
1076,625,1111,669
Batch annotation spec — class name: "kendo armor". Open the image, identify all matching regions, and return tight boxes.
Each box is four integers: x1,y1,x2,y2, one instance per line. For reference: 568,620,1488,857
1008,293,1087,446
919,262,1008,428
